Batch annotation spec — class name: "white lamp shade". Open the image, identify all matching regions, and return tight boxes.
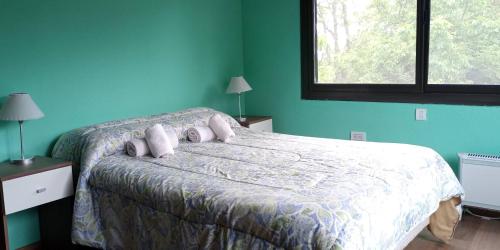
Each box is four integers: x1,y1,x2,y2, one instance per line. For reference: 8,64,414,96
0,93,44,121
226,76,252,94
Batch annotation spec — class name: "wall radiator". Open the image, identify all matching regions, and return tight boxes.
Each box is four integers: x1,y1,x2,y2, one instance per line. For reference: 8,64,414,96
459,153,500,211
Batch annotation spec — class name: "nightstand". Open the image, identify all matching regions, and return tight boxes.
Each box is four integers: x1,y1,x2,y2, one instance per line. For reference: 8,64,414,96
237,116,273,132
0,157,73,250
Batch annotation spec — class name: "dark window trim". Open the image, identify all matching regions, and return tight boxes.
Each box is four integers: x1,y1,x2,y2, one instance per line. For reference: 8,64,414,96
301,0,500,106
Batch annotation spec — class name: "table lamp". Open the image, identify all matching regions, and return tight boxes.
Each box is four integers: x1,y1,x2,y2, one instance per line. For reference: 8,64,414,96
226,76,252,122
0,93,44,165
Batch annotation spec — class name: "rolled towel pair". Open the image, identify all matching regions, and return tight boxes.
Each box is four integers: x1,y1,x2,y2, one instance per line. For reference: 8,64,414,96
146,124,174,158
187,126,216,143
165,128,179,148
126,126,179,157
209,114,235,142
126,138,150,157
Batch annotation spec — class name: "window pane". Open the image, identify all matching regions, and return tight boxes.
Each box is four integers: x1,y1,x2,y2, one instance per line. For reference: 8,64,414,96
429,0,500,85
315,0,417,84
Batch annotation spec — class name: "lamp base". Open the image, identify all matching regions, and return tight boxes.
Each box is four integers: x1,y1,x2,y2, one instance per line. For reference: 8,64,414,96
11,157,34,166
238,117,247,122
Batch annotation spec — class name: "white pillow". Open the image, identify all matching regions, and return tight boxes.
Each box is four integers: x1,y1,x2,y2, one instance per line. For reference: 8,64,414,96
209,114,235,142
145,124,174,158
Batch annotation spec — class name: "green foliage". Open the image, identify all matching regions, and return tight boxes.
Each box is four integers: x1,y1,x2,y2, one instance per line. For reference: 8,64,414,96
316,0,500,85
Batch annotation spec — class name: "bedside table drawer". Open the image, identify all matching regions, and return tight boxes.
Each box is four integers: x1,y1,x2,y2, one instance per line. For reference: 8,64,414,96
2,166,74,215
248,119,273,132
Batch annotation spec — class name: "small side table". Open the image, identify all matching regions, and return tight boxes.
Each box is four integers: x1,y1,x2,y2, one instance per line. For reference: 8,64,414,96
0,157,73,250
236,116,273,132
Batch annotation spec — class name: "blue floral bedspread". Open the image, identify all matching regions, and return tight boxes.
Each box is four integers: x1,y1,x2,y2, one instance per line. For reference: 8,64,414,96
52,108,464,250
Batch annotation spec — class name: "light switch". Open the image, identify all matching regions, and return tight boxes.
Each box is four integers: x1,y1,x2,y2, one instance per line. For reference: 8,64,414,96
416,108,427,121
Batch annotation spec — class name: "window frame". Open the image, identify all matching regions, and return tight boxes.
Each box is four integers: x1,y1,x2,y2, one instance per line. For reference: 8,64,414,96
301,0,500,105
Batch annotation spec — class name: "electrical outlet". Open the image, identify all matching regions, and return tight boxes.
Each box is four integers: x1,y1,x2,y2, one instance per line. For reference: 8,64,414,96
351,131,367,141
416,108,427,121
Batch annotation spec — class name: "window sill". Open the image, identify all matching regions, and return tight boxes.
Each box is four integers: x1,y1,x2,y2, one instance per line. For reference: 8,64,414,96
302,91,500,106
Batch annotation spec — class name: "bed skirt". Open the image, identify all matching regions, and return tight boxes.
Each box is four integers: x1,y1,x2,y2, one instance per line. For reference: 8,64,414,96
428,197,462,242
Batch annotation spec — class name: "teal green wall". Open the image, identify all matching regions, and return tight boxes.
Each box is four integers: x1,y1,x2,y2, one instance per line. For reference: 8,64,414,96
242,0,500,175
0,0,243,248
2,0,499,248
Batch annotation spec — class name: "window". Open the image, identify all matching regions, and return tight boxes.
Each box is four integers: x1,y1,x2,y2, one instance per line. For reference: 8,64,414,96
428,0,499,88
301,0,500,105
316,0,417,85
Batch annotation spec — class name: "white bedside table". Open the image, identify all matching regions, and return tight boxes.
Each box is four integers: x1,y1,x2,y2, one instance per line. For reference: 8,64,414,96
236,116,273,132
0,157,73,250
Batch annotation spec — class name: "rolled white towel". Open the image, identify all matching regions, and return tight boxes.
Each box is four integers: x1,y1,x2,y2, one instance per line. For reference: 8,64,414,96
126,138,150,157
187,126,216,143
209,114,235,142
145,124,174,158
164,128,179,148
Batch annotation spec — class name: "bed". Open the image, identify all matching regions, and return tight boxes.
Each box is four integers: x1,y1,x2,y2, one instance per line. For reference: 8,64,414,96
52,107,464,250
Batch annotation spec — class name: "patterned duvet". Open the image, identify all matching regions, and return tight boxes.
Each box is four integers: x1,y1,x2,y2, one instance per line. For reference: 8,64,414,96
52,108,464,250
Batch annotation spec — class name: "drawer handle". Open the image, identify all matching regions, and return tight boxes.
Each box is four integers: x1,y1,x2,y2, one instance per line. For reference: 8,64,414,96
36,188,47,194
